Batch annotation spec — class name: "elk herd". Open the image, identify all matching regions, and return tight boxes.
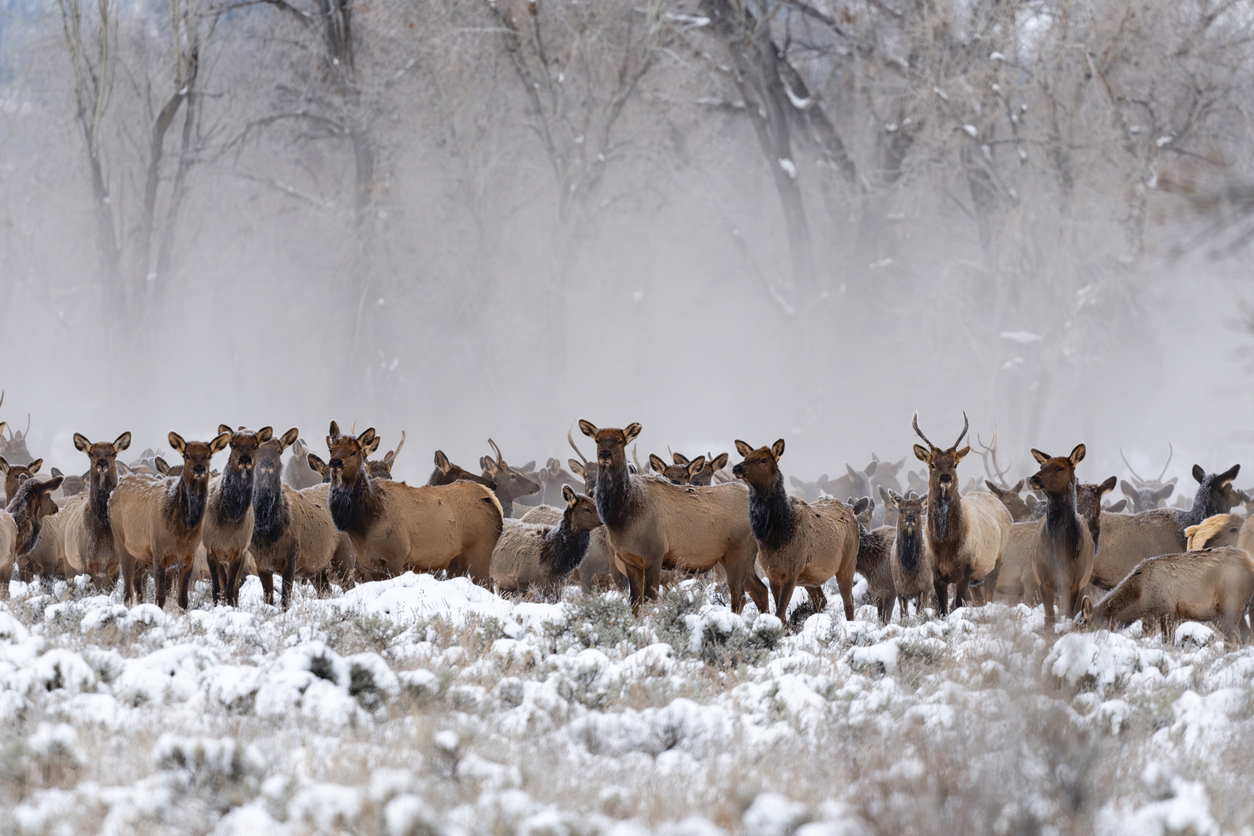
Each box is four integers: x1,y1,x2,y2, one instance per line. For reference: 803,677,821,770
2,396,1253,647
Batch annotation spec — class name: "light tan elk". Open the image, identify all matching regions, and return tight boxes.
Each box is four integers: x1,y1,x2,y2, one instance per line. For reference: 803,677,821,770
519,503,624,593
1080,548,1254,644
0,476,63,596
884,490,931,618
251,428,356,608
1093,464,1242,589
649,453,706,485
578,420,768,615
480,439,540,518
111,431,232,608
911,412,1011,614
492,485,602,596
1,455,43,505
427,450,496,491
732,439,858,620
1028,446,1095,624
1188,514,1243,550
324,424,503,583
203,425,272,606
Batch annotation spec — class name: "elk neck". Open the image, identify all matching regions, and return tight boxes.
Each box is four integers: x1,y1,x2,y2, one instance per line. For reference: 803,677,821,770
329,467,382,537
251,468,289,549
928,488,961,543
218,461,255,522
168,472,210,531
594,457,640,530
542,523,592,579
1041,480,1083,552
1177,480,1224,529
747,471,795,551
896,520,923,572
88,463,118,535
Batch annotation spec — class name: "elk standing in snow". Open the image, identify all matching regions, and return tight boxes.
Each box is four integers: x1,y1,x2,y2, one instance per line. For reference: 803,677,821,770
1028,445,1095,624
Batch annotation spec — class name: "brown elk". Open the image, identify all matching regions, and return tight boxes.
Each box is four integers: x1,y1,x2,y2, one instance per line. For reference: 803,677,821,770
0,476,63,596
1094,464,1242,589
519,503,625,593
884,490,931,618
579,420,767,615
649,453,706,485
732,439,858,621
365,431,405,480
50,468,88,498
673,452,730,487
1028,446,1095,624
55,433,132,590
855,517,897,624
251,428,357,608
479,439,540,517
284,438,323,489
491,485,602,596
203,425,272,606
868,454,907,495
985,480,1033,522
324,424,503,583
1079,548,1254,644
1119,445,1177,511
110,431,231,608
1187,514,1243,550
0,456,43,505
427,450,496,490
911,412,1012,614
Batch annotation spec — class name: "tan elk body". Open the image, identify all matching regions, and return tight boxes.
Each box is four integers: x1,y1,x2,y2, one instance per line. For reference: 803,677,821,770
884,490,932,618
203,425,272,605
492,486,601,595
1028,445,1095,624
0,476,63,595
1187,514,1243,550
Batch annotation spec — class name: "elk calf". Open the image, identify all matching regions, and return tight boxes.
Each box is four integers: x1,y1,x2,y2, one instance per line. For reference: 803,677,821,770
1029,445,1095,624
856,521,897,624
885,490,932,618
733,439,859,621
111,431,231,608
1080,548,1254,644
492,486,602,596
520,503,625,593
0,476,63,596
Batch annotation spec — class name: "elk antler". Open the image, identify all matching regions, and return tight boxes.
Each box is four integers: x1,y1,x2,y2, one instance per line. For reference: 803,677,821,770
912,412,937,450
488,438,505,466
1120,448,1148,487
384,430,406,466
631,444,643,474
568,423,589,466
953,411,969,449
975,425,1011,487
1157,443,1174,484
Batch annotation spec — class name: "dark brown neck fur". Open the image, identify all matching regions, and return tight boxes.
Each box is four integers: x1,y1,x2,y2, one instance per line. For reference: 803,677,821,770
329,468,384,537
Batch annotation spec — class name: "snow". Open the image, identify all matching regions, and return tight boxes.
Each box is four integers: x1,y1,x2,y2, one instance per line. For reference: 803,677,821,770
778,158,798,179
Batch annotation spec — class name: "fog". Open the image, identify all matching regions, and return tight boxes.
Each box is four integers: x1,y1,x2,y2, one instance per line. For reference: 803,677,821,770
2,0,1254,492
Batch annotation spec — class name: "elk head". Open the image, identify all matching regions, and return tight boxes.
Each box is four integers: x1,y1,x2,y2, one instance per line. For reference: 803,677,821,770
650,453,705,485
1,411,33,466
985,479,1031,521
578,420,641,472
169,431,231,486
324,423,374,487
481,439,540,502
72,431,131,498
731,439,786,489
911,411,970,501
1028,445,1085,498
257,427,300,481
886,490,927,535
218,424,273,476
563,484,602,530
0,455,43,502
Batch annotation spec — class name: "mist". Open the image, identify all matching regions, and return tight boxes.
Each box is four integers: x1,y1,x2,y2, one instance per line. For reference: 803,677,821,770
2,0,1253,493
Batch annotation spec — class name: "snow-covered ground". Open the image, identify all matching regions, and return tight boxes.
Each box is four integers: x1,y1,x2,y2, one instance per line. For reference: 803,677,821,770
1,572,1250,835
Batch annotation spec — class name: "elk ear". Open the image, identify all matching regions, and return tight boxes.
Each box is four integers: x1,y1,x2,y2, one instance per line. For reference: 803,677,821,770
1153,483,1175,502
152,458,168,476
1030,449,1050,465
278,428,300,452
954,446,970,462
0,457,8,475
710,453,728,471
672,452,689,466
1069,444,1086,465
562,484,576,506
771,439,785,460
433,450,450,470
1121,480,1137,499
984,480,1003,497
218,424,233,437
1024,494,1037,511
623,423,642,445
894,457,906,469
1106,499,1128,513
364,435,381,456
41,475,64,493
28,459,42,474
912,444,930,463
51,467,63,478
851,497,868,515
886,490,902,508
567,459,584,477
578,419,598,439
687,456,706,477
329,420,341,439
210,432,232,455
521,461,536,473
1098,476,1117,496
734,440,754,458
864,459,876,476
256,426,274,443
1193,464,1206,483
307,453,326,475
1218,464,1240,485
113,432,132,453
648,454,667,474
73,433,91,453
168,432,187,455
357,428,376,449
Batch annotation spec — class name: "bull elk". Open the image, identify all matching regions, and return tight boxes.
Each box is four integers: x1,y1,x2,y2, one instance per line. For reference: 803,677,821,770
324,424,503,583
365,430,405,480
1,408,34,467
480,439,540,517
732,439,859,621
203,425,272,606
1080,548,1254,644
911,412,1011,614
252,428,356,608
491,486,602,596
1119,445,1177,511
1028,446,1095,624
111,431,231,608
0,476,63,596
578,420,768,615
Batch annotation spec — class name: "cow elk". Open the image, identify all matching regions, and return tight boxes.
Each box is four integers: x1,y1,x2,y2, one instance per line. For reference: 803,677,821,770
911,412,1011,614
732,439,859,621
1187,514,1243,550
1028,446,1095,624
1,456,43,505
855,516,897,624
579,420,768,615
203,425,272,606
0,476,63,596
324,424,504,583
519,503,624,593
673,451,730,487
54,432,131,590
985,479,1033,522
649,453,706,486
427,450,495,491
787,474,829,502
110,431,231,608
491,485,602,596
884,490,932,618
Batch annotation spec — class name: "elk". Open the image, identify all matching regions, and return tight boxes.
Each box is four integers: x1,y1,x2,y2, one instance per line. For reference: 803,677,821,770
567,424,599,495
50,468,88,498
0,476,63,596
323,424,503,583
849,496,874,529
579,420,767,615
532,458,581,505
1119,445,1177,511
1093,464,1242,589
1079,548,1254,644
251,428,357,608
787,474,829,502
911,412,1012,614
55,432,131,590
1103,499,1129,513
491,485,602,596
110,431,231,608
0,456,43,505
479,439,540,517
673,452,731,487
868,454,907,495
884,490,931,618
427,450,496,490
1028,446,1095,624
855,516,897,624
1,410,34,466
985,480,1033,522
649,453,706,485
732,439,858,620
1187,515,1243,550
202,425,272,606
824,462,876,504
519,503,624,593
365,431,405,480
284,438,323,489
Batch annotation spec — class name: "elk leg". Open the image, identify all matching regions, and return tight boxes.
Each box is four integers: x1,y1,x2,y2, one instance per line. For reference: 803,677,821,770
226,555,245,607
772,577,796,618
881,596,895,625
121,554,135,606
954,572,972,610
178,562,193,610
806,586,827,613
720,557,747,615
644,559,662,601
208,558,222,605
260,572,274,607
933,580,949,616
982,562,1002,607
155,561,168,610
281,547,298,610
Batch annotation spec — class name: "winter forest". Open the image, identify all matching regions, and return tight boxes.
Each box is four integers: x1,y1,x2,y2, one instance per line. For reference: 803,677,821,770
4,0,1254,834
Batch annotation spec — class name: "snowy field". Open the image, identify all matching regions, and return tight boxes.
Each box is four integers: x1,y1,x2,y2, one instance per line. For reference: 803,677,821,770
0,572,1249,836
